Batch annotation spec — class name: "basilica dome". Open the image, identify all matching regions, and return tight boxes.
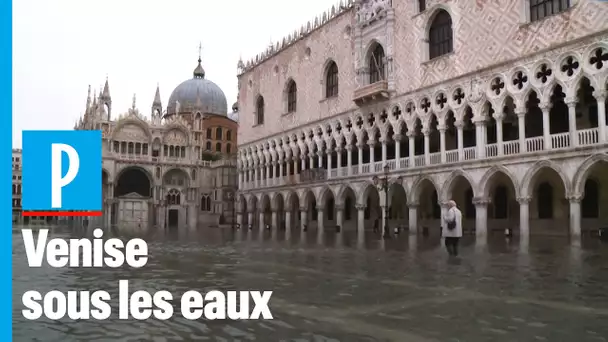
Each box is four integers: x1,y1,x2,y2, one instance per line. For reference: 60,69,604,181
165,58,228,116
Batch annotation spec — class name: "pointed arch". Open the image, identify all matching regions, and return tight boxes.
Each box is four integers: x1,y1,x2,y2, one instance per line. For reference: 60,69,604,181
441,169,477,201
324,60,339,98
478,165,520,198
572,154,608,195
520,160,571,197
409,175,440,204
317,186,335,207
255,95,265,125
426,8,453,59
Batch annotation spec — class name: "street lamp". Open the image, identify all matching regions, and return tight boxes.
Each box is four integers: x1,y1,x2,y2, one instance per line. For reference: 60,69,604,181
373,164,402,239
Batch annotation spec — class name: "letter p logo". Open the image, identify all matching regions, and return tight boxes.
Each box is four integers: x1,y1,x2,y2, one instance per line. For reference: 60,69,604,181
22,130,102,215
51,143,80,208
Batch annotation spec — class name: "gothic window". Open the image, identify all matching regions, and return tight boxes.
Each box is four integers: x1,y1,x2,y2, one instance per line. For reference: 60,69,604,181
206,128,212,139
256,96,265,125
201,196,209,211
226,143,232,154
530,0,570,22
216,142,222,152
166,189,180,205
205,141,211,150
369,44,385,84
537,182,554,219
227,130,232,141
428,10,453,59
287,80,297,113
325,61,339,98
216,127,223,140
582,179,599,218
418,0,426,12
191,169,196,181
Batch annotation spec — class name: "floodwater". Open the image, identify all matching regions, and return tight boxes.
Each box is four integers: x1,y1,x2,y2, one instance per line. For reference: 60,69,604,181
12,226,608,342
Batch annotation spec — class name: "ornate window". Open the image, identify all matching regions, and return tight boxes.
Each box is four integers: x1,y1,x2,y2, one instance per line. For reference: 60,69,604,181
166,189,181,205
215,142,222,152
369,44,385,84
530,0,570,22
287,80,297,113
429,10,453,59
216,127,223,140
205,141,211,150
256,96,265,125
226,130,232,141
325,61,339,98
201,196,211,212
418,0,426,12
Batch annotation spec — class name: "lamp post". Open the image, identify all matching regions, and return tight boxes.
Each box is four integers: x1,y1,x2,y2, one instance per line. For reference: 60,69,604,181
373,164,402,239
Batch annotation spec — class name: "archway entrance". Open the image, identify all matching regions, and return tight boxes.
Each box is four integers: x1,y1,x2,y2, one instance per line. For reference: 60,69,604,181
446,175,475,233
483,171,518,234
528,167,568,235
361,184,381,233
416,179,441,237
168,209,179,228
114,167,152,228
389,183,408,231
340,187,357,231
580,160,608,233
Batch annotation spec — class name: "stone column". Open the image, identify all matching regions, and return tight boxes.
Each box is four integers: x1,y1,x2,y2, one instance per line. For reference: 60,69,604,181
473,198,489,241
518,197,530,239
266,164,272,186
258,211,265,231
285,210,292,232
236,212,243,227
380,205,388,234
300,207,308,231
381,138,387,164
336,147,342,177
356,205,365,239
568,195,582,239
317,152,323,169
309,154,314,169
271,210,278,230
541,104,551,149
394,134,402,168
301,156,306,171
247,210,254,228
474,119,486,158
438,125,446,163
565,100,577,147
408,202,418,234
494,113,504,155
368,141,376,165
277,162,283,183
335,205,344,231
346,145,353,175
357,144,364,174
456,120,464,161
594,91,606,143
316,206,324,234
408,132,415,167
423,128,430,165
515,108,526,153
188,202,197,230
326,151,332,177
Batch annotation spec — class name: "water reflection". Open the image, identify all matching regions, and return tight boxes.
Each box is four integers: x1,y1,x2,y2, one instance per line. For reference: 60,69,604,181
12,225,608,342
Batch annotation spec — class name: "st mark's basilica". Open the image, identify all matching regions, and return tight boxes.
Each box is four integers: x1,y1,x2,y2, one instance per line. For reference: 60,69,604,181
74,55,239,229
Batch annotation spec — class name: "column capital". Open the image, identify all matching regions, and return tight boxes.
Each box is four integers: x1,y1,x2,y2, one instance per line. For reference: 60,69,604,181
492,112,505,121
355,204,366,211
345,144,354,151
517,196,531,204
407,201,419,208
299,206,308,212
406,131,417,138
514,108,526,117
334,204,344,211
472,197,490,206
393,133,403,142
367,140,376,147
437,124,447,132
566,194,583,203
454,120,464,129
335,145,344,153
593,90,607,101
315,206,324,212
422,128,431,136
564,97,577,108
539,102,552,111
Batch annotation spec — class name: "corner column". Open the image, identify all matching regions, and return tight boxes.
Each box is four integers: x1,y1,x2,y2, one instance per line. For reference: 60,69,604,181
518,197,530,239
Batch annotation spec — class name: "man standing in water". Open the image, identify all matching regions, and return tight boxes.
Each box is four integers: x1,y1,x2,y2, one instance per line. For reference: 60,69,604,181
443,200,462,256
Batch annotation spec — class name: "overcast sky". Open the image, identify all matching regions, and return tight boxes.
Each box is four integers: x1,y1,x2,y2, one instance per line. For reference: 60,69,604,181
13,0,340,147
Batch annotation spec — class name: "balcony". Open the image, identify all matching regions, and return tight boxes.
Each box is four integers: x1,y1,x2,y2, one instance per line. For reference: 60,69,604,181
353,81,389,105
239,127,607,191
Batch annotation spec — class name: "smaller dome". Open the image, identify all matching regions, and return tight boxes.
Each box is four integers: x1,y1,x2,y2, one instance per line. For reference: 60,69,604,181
232,102,238,112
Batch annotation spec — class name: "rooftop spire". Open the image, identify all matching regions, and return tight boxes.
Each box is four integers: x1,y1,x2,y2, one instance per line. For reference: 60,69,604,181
193,42,205,79
153,83,162,106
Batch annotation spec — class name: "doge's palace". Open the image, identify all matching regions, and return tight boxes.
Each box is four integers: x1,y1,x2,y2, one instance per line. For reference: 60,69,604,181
75,56,239,229
235,0,608,243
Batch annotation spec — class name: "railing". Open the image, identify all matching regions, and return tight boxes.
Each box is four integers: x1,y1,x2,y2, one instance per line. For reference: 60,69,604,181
241,127,605,189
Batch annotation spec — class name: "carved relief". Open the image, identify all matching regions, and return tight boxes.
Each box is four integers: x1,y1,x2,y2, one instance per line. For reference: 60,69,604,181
356,0,390,24
164,129,187,145
115,123,148,142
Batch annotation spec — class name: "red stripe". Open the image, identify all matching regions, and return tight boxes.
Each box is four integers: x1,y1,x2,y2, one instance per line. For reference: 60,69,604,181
22,211,103,217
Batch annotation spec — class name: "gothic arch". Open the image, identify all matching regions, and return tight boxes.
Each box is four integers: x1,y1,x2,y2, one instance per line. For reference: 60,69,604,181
357,181,378,205
572,154,608,195
441,169,477,201
409,175,440,204
284,190,299,210
162,168,190,186
520,160,571,197
478,165,520,198
317,186,335,207
162,124,191,145
335,184,356,205
424,5,455,39
271,192,285,211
